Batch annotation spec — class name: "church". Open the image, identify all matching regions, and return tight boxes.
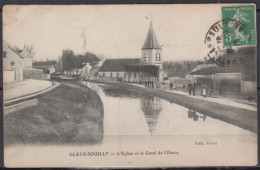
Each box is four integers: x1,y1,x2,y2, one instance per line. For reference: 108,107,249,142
98,21,165,83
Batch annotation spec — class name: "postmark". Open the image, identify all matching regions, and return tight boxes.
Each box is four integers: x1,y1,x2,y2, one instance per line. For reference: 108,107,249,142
222,5,256,47
204,5,256,67
204,19,246,67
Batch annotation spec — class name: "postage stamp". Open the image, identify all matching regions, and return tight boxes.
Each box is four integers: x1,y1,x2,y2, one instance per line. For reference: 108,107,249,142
204,20,248,67
222,5,256,47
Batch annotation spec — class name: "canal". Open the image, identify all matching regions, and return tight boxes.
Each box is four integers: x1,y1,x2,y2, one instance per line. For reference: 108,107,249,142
83,82,253,143
4,81,256,167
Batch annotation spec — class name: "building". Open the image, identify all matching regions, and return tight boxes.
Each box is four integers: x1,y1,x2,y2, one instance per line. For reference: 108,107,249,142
3,41,24,83
98,58,140,82
88,66,101,79
19,45,33,69
98,21,164,83
81,63,92,79
189,62,256,97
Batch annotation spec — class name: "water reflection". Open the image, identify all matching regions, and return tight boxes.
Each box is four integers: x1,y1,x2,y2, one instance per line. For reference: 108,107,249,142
101,85,140,99
187,109,207,122
84,82,252,138
141,95,162,135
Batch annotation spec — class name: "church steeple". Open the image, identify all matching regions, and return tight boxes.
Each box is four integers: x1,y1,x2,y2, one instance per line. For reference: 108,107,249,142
142,21,161,50
141,21,162,66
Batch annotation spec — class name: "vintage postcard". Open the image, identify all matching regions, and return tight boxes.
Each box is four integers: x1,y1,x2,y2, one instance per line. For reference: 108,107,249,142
2,4,257,167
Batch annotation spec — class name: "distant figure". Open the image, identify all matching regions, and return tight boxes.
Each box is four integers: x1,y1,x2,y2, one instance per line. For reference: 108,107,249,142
193,82,197,96
170,82,173,90
151,81,154,88
188,83,193,95
156,82,159,89
145,80,147,88
201,84,207,97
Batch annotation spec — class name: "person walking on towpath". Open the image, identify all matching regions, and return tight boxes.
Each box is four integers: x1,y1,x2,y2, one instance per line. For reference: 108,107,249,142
151,81,154,88
170,82,173,90
188,83,193,95
193,82,197,96
201,84,207,97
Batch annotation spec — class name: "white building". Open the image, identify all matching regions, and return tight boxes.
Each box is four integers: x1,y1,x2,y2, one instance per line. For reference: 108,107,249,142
3,42,24,83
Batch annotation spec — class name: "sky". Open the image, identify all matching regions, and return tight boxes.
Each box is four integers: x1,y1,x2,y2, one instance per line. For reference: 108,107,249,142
3,4,226,61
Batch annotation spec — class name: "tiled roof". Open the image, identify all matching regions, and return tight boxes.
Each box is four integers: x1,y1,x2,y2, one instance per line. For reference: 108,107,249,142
99,58,140,72
142,22,161,50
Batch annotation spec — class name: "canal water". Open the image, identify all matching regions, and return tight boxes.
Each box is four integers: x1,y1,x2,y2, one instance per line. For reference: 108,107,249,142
84,82,253,140
4,81,256,167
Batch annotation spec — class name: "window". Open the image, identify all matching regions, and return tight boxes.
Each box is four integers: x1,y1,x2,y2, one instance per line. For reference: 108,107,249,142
144,56,146,62
159,53,161,61
10,61,15,66
2,51,6,58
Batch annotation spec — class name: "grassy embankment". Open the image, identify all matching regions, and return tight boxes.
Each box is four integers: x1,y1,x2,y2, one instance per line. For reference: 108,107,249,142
4,81,104,146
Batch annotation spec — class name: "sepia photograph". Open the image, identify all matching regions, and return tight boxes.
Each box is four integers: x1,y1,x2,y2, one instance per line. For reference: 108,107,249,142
2,4,257,167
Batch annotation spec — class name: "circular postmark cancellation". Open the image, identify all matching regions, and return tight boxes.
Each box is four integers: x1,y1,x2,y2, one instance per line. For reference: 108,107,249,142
205,19,248,67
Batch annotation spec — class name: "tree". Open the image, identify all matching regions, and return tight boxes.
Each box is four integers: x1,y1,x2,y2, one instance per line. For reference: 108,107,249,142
61,49,100,71
61,49,75,71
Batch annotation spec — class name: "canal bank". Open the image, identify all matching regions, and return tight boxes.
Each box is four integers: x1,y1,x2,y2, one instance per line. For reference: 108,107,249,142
85,79,257,133
4,81,104,146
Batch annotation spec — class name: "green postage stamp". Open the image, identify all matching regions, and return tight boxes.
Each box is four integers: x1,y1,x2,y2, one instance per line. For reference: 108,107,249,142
222,5,256,47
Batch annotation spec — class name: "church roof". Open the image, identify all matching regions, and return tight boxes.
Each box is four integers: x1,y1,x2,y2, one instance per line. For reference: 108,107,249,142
142,22,161,50
99,58,140,72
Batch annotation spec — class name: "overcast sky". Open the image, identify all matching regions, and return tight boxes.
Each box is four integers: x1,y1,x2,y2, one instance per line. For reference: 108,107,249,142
3,4,226,61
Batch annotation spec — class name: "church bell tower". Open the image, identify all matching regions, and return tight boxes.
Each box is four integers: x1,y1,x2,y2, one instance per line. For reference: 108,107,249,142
141,21,162,68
